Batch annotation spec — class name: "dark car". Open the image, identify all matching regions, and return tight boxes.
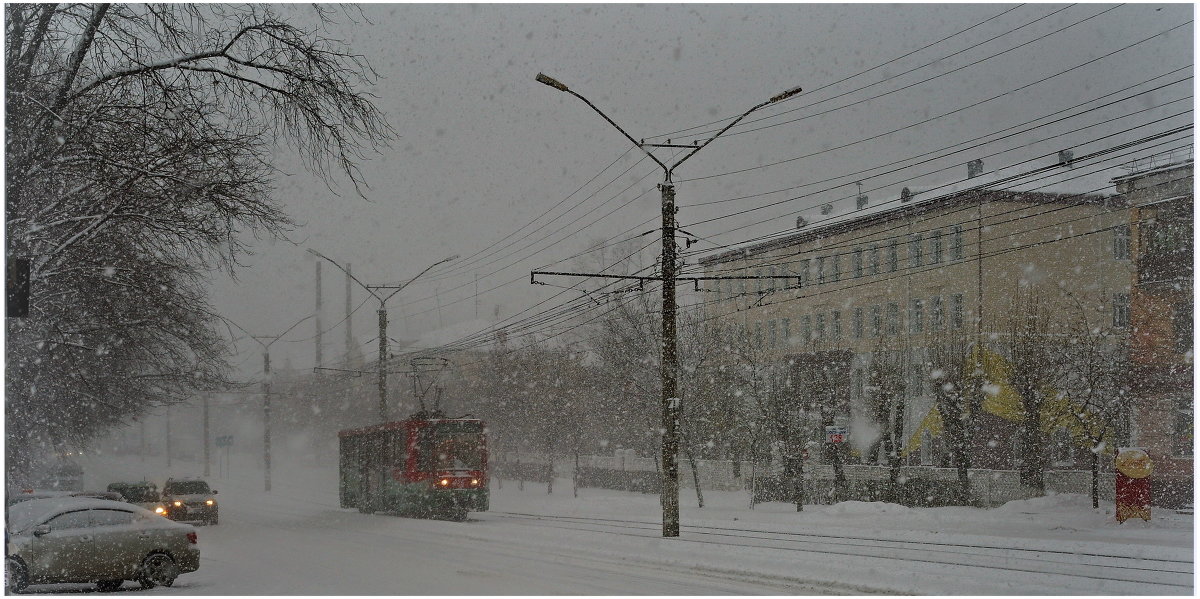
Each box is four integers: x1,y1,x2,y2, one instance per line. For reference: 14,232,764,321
106,481,168,516
5,497,199,593
160,478,218,525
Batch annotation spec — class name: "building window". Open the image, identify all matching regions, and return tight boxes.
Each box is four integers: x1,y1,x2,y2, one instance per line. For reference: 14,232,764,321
1113,224,1130,260
782,318,791,346
951,293,965,330
831,254,841,282
755,321,763,347
802,315,812,343
910,298,924,333
738,275,746,297
869,244,880,275
909,233,923,268
1112,293,1129,328
1174,395,1193,457
817,257,826,284
930,295,944,331
871,305,882,337
853,248,863,278
768,320,777,349
853,307,864,339
832,310,842,341
888,239,899,272
930,230,943,264
887,302,900,336
816,313,826,340
798,258,810,288
756,268,764,293
952,225,964,260
769,266,779,292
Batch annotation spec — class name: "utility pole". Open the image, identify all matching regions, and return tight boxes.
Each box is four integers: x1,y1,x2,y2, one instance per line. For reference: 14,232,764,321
165,407,172,468
533,73,801,537
308,249,458,422
203,395,211,477
315,261,323,372
262,350,271,491
226,314,313,492
345,263,353,362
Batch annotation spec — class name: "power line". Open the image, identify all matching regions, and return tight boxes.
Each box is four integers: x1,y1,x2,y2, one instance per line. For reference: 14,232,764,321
645,3,1032,141
677,18,1191,184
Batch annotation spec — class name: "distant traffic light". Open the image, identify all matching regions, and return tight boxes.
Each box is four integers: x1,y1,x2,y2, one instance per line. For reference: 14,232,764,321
7,257,30,318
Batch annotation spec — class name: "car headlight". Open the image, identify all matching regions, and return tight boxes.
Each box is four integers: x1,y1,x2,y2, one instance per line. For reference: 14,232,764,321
174,501,182,507
155,506,166,514
205,499,214,506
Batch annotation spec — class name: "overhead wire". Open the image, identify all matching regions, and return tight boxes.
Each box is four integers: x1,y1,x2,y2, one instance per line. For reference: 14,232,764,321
680,130,1192,279
657,2,1080,142
678,105,1194,259
678,17,1192,184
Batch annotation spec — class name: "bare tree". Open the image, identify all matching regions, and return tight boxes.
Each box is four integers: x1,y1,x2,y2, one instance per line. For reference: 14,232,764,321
5,4,392,472
1000,289,1066,494
866,337,908,500
1053,297,1132,508
926,330,975,500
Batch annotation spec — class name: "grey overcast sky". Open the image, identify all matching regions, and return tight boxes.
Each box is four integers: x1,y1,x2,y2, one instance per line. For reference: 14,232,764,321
209,3,1194,377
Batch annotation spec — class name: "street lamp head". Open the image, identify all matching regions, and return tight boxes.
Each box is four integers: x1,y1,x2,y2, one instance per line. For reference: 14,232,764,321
536,72,569,92
769,85,803,103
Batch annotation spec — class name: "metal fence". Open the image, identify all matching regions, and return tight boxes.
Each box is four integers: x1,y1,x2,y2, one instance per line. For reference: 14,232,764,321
494,452,1138,507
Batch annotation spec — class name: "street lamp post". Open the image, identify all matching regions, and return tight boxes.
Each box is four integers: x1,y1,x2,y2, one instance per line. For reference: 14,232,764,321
307,249,458,422
535,72,801,537
226,314,313,492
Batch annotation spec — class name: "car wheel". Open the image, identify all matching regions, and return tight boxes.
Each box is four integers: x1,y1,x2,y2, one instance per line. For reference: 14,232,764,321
96,579,124,592
137,552,179,589
5,557,28,594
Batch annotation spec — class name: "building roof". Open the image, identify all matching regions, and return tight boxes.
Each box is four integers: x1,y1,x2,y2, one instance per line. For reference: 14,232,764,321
699,165,1115,266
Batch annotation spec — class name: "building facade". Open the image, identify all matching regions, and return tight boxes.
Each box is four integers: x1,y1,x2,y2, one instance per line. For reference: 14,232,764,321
700,162,1135,472
1117,157,1193,506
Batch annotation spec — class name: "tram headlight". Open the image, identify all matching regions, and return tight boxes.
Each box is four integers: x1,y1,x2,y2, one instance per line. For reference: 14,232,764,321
471,479,479,486
440,479,450,487
205,499,214,506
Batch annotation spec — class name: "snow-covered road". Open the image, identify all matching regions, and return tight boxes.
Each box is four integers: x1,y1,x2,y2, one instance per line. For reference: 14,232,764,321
52,451,1192,595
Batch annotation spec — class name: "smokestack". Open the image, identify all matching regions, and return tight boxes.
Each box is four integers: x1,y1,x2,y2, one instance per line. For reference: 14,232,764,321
967,159,984,178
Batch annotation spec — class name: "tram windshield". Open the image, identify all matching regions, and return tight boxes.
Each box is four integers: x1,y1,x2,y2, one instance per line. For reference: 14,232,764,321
418,422,484,471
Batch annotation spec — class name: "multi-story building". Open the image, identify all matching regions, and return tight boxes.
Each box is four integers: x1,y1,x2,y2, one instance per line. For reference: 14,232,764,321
1117,155,1193,506
700,160,1134,471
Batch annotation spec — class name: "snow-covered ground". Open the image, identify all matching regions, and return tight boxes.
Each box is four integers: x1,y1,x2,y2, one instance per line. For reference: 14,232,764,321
51,449,1193,595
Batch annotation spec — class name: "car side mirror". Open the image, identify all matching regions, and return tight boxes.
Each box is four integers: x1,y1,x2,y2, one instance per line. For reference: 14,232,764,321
33,524,51,537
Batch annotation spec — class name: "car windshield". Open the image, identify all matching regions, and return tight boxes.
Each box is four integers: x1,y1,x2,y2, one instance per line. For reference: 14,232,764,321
122,485,158,502
165,481,210,495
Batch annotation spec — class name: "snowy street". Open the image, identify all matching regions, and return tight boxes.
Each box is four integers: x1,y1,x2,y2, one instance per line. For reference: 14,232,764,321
55,451,1193,595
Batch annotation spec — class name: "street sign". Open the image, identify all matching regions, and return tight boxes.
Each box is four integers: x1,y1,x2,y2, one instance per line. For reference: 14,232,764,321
825,426,848,444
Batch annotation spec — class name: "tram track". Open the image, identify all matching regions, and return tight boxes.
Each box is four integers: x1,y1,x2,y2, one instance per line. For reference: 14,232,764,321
488,510,1194,591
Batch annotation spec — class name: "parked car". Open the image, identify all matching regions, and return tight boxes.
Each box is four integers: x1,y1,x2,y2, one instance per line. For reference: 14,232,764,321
161,478,218,525
106,481,168,516
5,497,199,593
7,489,121,507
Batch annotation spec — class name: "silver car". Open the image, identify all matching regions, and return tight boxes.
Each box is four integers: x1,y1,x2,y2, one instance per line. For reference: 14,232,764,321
5,497,199,593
